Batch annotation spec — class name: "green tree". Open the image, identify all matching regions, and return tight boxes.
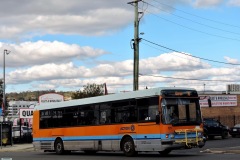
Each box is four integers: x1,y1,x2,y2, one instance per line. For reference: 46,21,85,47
0,79,10,117
72,83,104,99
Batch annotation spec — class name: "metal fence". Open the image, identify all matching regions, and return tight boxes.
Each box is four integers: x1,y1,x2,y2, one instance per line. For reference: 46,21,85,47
203,115,240,128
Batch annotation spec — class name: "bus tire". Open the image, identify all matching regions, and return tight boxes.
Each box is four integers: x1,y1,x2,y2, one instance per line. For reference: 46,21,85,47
54,139,64,155
122,137,137,157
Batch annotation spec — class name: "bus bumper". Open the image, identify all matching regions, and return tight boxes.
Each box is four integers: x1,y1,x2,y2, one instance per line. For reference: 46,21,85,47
161,138,205,150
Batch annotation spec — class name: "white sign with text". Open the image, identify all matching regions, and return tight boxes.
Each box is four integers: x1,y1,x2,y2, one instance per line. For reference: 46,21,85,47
39,93,64,104
199,95,237,107
19,109,34,119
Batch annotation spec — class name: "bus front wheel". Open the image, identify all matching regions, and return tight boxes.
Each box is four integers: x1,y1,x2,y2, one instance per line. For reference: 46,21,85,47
122,137,137,157
55,139,64,155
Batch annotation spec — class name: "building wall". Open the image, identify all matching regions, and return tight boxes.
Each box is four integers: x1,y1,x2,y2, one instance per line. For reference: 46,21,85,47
7,101,38,121
200,94,240,127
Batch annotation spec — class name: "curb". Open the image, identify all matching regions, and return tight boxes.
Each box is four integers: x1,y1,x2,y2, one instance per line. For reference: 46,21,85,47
201,149,240,154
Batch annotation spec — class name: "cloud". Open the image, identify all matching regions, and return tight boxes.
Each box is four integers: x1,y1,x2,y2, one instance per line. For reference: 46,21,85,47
140,52,210,74
192,0,224,8
224,56,239,64
0,0,133,39
5,51,211,89
0,41,107,67
228,0,240,6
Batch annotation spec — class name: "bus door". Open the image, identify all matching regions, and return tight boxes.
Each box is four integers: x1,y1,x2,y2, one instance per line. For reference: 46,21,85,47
136,97,161,151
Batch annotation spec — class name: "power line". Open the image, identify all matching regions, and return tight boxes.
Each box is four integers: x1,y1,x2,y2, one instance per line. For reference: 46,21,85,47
139,73,239,82
142,38,240,65
148,0,240,29
143,1,240,36
138,5,240,42
141,41,236,69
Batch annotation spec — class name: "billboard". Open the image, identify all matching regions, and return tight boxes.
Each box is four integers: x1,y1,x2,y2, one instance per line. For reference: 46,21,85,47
39,93,64,104
199,95,237,107
19,108,34,119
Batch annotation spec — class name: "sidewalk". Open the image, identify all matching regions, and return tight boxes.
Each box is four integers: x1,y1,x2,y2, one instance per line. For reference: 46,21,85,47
0,143,34,152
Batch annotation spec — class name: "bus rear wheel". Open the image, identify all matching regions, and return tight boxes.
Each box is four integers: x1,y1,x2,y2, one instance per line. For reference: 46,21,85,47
55,139,64,155
122,137,137,157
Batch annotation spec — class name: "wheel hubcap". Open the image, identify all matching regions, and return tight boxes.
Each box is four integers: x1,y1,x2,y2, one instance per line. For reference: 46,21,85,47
124,142,131,152
57,143,62,151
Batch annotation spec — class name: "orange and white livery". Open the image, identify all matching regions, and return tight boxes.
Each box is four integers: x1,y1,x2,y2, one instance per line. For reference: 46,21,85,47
33,87,205,156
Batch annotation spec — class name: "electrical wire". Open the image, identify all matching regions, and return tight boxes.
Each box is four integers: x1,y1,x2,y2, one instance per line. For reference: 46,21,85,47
142,38,240,65
148,0,240,29
139,73,239,82
141,41,236,69
136,5,240,42
143,1,240,36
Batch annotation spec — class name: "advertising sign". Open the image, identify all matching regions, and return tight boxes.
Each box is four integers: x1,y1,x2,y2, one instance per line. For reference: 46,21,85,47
199,95,237,107
39,93,64,104
19,108,34,119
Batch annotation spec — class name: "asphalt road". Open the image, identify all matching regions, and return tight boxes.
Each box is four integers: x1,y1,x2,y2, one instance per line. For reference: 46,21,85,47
1,136,240,160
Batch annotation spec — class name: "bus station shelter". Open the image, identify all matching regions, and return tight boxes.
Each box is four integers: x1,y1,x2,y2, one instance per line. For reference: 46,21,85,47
0,121,13,146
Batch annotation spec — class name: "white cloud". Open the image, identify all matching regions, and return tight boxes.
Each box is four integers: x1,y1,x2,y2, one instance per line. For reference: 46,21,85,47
140,52,210,73
224,56,239,64
0,41,107,67
0,0,133,39
5,51,212,90
228,0,240,6
192,0,224,8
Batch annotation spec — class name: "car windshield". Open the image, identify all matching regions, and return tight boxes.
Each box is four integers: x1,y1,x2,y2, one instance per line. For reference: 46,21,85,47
161,98,202,125
13,127,20,131
12,126,28,131
22,126,28,131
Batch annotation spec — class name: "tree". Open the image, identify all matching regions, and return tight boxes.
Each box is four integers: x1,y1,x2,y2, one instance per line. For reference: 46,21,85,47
72,83,104,99
0,79,9,117
0,79,3,109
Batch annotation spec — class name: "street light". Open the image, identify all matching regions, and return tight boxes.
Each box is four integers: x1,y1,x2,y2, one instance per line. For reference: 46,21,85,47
2,49,10,116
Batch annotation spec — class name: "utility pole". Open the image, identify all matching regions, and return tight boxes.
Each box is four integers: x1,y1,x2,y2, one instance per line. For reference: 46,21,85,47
3,49,10,116
128,0,140,91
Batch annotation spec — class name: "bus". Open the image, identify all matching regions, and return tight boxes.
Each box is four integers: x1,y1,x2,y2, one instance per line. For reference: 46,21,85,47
32,87,205,156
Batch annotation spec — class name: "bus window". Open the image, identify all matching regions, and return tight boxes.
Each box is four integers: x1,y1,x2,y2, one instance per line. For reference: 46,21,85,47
161,98,202,125
113,100,137,123
137,97,158,122
100,103,111,124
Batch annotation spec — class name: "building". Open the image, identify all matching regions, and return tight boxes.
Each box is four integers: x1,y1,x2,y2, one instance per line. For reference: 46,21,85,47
198,89,240,128
7,101,38,121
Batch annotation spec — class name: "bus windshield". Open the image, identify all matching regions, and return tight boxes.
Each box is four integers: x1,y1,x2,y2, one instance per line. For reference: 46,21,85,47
161,98,202,125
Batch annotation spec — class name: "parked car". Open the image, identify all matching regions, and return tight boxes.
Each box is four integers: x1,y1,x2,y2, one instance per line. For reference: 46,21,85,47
203,118,229,139
229,124,240,137
12,126,32,143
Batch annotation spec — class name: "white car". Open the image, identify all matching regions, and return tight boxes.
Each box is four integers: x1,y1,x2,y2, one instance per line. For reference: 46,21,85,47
12,126,29,142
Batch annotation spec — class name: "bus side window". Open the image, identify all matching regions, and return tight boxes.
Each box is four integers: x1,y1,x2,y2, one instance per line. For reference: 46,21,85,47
139,108,148,121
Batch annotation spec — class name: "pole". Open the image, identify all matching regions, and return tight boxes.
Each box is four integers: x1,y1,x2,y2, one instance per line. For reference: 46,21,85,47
3,50,6,114
2,49,10,117
133,0,139,91
0,116,2,149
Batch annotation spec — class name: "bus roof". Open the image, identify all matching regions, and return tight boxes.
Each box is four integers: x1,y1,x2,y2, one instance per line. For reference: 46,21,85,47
34,87,196,111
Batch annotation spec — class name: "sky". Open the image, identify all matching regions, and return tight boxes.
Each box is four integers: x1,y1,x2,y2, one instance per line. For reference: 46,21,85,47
0,0,240,94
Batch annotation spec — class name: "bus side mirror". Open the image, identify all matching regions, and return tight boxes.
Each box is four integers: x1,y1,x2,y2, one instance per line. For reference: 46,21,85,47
156,115,160,124
208,99,212,107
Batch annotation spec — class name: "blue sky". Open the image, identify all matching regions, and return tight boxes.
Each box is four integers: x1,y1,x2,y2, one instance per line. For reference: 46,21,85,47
0,0,240,93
